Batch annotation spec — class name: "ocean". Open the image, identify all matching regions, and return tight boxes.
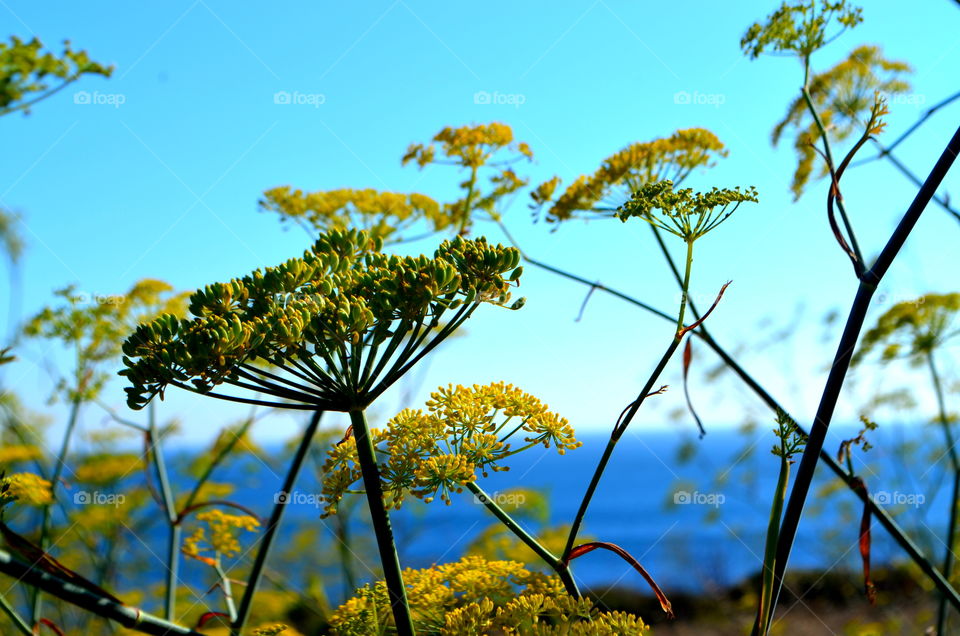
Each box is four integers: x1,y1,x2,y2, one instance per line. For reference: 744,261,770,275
160,422,954,602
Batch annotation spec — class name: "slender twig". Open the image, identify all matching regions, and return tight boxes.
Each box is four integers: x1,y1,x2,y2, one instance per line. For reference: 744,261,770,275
768,125,960,621
563,337,682,562
181,413,260,514
867,145,960,223
0,549,203,635
801,57,865,269
349,409,413,636
231,409,324,635
465,481,580,597
145,402,180,622
930,351,959,634
0,591,31,635
0,77,85,117
31,397,82,623
213,558,238,623
498,208,960,607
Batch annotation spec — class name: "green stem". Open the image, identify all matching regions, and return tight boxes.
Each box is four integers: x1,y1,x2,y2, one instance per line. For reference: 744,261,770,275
768,124,960,620
930,351,958,634
755,450,790,636
0,549,203,635
231,410,325,636
460,167,478,234
563,337,683,562
801,57,864,268
349,409,414,636
31,396,82,624
675,239,694,335
0,591,31,636
181,415,257,513
465,481,579,597
214,556,238,623
498,218,960,608
145,402,181,622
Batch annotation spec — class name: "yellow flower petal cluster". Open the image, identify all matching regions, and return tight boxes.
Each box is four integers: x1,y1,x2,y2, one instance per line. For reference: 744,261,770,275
532,128,727,223
329,556,649,635
259,187,449,243
771,45,911,199
73,453,143,485
403,123,534,233
404,123,528,170
183,509,260,559
1,472,53,506
320,383,580,515
0,444,43,466
853,293,960,366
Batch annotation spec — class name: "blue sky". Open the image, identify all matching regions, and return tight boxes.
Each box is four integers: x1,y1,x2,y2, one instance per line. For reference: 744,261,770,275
1,1,959,447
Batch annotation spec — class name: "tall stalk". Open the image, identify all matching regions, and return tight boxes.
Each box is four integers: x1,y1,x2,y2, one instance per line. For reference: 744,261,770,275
497,215,960,607
31,396,81,623
466,481,580,597
349,409,414,636
563,239,694,560
144,401,181,622
929,351,958,634
768,124,960,620
1,548,203,636
231,409,325,636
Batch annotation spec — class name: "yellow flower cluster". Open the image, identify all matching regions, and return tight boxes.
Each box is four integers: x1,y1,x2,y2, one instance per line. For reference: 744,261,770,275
259,186,449,243
467,524,576,569
1,472,53,506
73,453,143,485
320,383,580,515
772,45,910,199
25,278,187,402
0,444,43,466
329,556,648,635
403,123,531,170
403,123,534,233
183,509,260,559
532,128,727,223
853,293,960,366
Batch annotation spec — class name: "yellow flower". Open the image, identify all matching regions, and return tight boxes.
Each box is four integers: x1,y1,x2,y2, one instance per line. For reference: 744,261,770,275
73,453,143,485
183,509,260,559
1,472,53,506
0,444,43,466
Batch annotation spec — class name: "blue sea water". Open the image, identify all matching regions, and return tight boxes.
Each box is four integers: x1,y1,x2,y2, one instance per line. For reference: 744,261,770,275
156,422,954,603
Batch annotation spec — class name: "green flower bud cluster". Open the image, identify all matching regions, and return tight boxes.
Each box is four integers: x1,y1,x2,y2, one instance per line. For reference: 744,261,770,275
531,128,728,224
1,36,113,116
741,0,863,60
120,229,523,411
617,180,758,242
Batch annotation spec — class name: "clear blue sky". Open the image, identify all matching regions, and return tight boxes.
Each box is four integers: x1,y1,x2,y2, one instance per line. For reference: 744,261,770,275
1,1,958,447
